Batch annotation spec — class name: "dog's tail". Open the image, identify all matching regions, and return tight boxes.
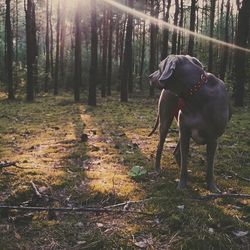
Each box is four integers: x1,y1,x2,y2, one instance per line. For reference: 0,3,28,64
148,115,159,136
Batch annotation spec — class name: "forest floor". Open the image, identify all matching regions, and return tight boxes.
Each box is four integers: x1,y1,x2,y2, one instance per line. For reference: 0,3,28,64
0,92,249,249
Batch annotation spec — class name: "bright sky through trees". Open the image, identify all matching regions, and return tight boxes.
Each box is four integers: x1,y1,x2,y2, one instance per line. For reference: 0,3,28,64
102,0,250,53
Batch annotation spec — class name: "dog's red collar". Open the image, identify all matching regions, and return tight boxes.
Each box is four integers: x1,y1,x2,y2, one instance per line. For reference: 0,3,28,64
182,73,208,98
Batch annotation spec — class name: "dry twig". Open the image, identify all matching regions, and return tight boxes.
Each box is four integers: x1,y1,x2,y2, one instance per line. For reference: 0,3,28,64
104,198,153,209
30,181,42,198
0,161,19,169
0,205,154,216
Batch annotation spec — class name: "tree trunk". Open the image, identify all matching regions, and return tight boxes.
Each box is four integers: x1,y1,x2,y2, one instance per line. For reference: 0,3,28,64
5,0,15,100
208,0,216,72
120,0,133,102
139,20,146,90
88,0,98,106
49,0,54,80
54,0,60,95
60,7,66,86
45,0,50,92
115,16,120,61
188,0,196,56
118,20,126,84
149,0,159,97
25,0,37,102
219,0,230,81
234,0,250,106
171,0,179,54
101,7,108,97
74,0,82,102
177,0,184,54
128,27,134,94
161,0,171,60
14,0,19,91
107,9,113,96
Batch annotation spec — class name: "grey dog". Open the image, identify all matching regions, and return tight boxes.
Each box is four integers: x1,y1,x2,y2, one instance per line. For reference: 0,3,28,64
149,55,231,193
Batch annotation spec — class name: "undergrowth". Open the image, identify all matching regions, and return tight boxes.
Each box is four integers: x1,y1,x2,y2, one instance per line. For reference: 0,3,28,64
0,92,249,249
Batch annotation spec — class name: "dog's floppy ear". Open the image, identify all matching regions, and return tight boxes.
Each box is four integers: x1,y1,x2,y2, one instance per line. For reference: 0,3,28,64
149,70,165,89
158,56,177,82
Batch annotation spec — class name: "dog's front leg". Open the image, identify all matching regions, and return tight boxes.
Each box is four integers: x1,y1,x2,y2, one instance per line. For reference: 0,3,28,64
178,116,190,190
206,140,221,193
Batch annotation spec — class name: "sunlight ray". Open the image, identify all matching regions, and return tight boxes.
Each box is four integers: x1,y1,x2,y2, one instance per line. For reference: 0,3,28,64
102,0,250,54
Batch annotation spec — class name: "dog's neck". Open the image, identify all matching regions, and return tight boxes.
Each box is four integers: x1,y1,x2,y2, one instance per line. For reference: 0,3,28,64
180,73,208,99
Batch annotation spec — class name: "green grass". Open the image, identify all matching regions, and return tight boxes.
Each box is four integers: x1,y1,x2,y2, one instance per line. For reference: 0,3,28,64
0,92,249,249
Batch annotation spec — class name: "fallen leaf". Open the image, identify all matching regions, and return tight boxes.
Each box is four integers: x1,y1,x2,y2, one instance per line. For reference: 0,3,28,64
232,231,248,237
77,241,86,245
96,223,104,228
15,232,21,240
177,205,184,211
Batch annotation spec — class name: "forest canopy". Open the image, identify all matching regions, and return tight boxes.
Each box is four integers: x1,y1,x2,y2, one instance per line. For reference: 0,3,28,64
0,0,250,105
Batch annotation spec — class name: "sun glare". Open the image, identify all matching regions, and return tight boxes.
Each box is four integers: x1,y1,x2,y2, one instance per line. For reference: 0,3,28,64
103,0,250,54
52,0,90,12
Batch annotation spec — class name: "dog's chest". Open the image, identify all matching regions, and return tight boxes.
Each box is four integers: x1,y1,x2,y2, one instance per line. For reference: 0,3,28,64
182,113,209,144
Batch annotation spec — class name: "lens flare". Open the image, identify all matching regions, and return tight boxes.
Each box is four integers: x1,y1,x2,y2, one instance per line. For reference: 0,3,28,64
102,0,250,54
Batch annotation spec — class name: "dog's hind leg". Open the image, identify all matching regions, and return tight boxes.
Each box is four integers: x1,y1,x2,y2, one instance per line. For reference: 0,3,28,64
154,90,179,172
155,120,171,172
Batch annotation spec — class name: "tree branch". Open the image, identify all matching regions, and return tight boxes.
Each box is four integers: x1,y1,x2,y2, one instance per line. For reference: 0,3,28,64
0,205,154,216
0,161,20,169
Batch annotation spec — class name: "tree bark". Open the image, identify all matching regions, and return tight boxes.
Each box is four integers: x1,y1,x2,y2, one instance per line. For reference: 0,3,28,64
14,0,19,91
219,0,230,81
161,0,171,59
107,9,113,96
25,0,37,102
208,0,216,72
188,0,196,56
5,0,15,99
171,0,179,54
234,0,250,106
60,6,66,86
118,20,126,84
139,20,146,90
74,0,82,102
177,0,184,54
54,0,60,95
49,0,54,80
45,0,50,92
88,0,98,106
149,0,159,97
120,0,133,102
101,7,108,97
